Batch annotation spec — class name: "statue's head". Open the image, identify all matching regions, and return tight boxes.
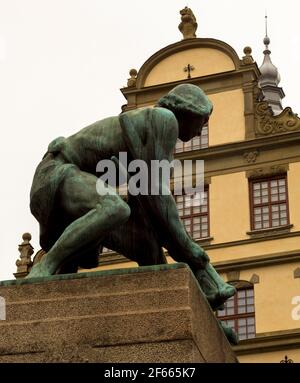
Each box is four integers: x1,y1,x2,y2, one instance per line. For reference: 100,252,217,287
157,84,213,142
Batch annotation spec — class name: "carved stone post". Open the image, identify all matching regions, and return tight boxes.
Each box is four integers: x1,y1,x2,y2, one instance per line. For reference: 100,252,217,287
14,233,34,279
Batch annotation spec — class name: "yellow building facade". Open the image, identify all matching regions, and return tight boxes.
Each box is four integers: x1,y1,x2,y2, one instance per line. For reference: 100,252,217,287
91,19,300,363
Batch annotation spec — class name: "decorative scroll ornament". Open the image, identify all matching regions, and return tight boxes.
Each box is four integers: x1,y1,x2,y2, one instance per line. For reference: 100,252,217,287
255,101,300,136
280,355,294,363
246,164,289,179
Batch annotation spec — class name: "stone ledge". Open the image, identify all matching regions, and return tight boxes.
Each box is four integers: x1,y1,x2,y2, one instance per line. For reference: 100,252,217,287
0,263,237,363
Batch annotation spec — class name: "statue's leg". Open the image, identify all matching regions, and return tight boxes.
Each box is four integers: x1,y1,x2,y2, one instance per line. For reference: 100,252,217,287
101,197,167,266
26,170,130,278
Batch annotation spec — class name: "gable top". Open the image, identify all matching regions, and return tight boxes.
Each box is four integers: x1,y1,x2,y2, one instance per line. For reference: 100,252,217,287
135,38,243,89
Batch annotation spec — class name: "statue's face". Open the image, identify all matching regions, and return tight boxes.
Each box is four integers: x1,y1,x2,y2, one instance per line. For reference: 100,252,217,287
178,114,209,142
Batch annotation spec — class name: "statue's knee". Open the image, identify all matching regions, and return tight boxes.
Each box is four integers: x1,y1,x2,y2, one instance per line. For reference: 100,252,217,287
116,200,131,223
96,196,130,223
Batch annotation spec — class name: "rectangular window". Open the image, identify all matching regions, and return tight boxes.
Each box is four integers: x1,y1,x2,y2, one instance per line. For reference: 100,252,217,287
175,124,208,153
175,189,209,240
250,176,289,230
217,288,255,340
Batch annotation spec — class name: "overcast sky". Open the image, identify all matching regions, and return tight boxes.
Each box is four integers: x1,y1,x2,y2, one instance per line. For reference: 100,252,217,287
0,0,299,281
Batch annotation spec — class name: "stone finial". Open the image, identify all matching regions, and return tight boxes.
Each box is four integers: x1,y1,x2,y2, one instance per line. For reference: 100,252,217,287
127,69,137,87
178,7,198,40
14,233,34,279
242,46,254,65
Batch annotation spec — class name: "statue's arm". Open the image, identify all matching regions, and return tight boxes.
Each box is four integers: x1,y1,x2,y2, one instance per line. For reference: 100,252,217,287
148,110,209,269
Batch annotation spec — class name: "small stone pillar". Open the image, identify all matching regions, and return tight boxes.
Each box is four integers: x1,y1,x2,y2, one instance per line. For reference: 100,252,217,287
14,233,34,279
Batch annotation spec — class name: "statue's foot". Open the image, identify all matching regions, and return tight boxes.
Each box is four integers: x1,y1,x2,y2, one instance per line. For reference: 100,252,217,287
195,268,236,311
25,262,52,279
219,320,239,345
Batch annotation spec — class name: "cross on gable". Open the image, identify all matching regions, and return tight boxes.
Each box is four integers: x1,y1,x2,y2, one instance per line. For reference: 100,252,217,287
184,64,195,79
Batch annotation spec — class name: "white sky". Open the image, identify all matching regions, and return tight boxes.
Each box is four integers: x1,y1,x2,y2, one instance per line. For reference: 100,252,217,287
0,0,299,281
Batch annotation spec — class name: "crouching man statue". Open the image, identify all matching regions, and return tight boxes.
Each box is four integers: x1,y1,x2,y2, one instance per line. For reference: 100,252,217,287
27,84,238,343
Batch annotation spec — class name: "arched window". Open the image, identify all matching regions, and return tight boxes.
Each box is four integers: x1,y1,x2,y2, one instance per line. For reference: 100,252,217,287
217,281,255,340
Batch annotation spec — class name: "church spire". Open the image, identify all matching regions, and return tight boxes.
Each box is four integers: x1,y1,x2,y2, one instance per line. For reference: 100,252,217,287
259,14,285,115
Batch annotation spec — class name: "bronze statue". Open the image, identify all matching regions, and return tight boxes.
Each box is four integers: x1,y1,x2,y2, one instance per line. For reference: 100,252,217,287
27,84,238,343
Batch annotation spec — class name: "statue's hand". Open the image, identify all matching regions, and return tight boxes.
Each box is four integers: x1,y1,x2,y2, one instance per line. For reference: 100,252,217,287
195,263,236,311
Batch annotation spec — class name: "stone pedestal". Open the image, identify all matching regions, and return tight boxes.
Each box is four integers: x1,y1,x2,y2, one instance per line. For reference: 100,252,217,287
0,263,238,363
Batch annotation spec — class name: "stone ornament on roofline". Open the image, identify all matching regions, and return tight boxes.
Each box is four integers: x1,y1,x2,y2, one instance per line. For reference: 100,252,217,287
14,233,34,279
255,101,300,136
242,46,255,65
178,7,197,40
127,69,137,88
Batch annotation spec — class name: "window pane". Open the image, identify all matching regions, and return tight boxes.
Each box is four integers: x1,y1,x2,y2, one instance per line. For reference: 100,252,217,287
247,297,254,305
279,193,286,201
227,308,235,315
247,317,255,325
279,179,286,186
247,305,255,313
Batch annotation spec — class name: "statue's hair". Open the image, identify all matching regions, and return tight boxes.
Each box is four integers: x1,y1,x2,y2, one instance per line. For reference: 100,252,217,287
156,84,213,118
